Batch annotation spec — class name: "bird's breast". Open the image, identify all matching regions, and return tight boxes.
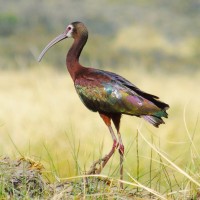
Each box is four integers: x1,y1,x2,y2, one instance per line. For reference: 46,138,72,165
74,83,109,112
74,80,131,114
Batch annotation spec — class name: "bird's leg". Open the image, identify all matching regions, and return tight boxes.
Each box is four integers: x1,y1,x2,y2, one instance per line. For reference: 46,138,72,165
96,125,118,173
112,114,124,189
117,131,124,189
86,113,118,175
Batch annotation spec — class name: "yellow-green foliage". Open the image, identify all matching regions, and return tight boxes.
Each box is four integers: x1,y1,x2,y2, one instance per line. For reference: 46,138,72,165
0,66,199,193
1,1,200,197
113,24,198,58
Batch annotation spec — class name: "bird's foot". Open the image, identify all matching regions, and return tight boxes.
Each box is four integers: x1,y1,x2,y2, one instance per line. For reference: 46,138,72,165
118,143,124,155
86,140,118,175
86,158,104,175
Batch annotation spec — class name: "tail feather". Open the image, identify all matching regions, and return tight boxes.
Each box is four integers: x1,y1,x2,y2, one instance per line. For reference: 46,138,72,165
142,115,165,128
154,109,168,118
137,88,169,128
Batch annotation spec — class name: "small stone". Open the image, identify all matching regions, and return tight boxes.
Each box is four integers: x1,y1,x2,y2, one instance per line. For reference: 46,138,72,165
65,185,73,193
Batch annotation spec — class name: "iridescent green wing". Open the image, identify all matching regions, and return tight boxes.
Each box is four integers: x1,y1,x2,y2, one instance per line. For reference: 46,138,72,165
74,70,161,115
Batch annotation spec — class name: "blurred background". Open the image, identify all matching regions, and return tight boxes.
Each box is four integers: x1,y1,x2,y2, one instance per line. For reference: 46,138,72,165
0,0,200,189
1,0,200,71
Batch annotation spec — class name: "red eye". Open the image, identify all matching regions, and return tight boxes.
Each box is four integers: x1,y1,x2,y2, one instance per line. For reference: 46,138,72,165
68,26,72,31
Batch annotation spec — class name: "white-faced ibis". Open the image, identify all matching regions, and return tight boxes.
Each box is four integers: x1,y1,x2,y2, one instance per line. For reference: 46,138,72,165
38,21,169,188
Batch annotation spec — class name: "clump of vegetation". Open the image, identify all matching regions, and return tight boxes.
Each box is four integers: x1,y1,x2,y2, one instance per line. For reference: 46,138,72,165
0,157,48,199
0,157,161,199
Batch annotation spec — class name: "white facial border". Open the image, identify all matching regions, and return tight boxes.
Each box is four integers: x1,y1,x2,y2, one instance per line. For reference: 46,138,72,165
66,25,73,38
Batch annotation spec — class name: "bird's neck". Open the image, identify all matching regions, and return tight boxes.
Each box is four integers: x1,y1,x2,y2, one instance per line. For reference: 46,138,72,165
66,34,88,81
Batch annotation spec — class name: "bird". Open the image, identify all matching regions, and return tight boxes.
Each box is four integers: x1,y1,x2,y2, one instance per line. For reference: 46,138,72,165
38,21,169,188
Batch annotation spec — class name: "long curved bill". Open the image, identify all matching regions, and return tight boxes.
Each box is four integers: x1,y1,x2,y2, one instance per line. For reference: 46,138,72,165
38,32,68,62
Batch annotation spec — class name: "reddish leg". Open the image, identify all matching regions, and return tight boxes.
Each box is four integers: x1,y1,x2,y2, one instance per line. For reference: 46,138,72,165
87,113,124,189
118,132,124,189
98,125,118,169
87,113,118,175
112,114,124,189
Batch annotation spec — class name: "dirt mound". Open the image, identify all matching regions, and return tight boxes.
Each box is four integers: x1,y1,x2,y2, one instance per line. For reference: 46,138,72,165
0,157,154,199
0,157,48,198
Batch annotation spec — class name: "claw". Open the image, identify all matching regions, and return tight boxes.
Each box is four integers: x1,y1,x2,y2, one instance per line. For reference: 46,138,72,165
119,143,124,155
87,140,118,175
113,139,119,148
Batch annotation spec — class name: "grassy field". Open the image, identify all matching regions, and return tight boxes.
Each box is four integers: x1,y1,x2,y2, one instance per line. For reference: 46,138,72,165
0,66,200,198
1,0,200,198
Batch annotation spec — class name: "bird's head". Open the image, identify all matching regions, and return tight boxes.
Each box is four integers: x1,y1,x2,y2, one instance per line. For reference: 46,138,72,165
38,21,88,62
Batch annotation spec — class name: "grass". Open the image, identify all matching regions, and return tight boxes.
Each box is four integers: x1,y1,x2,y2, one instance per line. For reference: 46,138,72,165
0,66,200,199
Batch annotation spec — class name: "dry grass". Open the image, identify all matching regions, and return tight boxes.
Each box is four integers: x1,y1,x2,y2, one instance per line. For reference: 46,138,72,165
0,156,166,199
0,66,200,198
